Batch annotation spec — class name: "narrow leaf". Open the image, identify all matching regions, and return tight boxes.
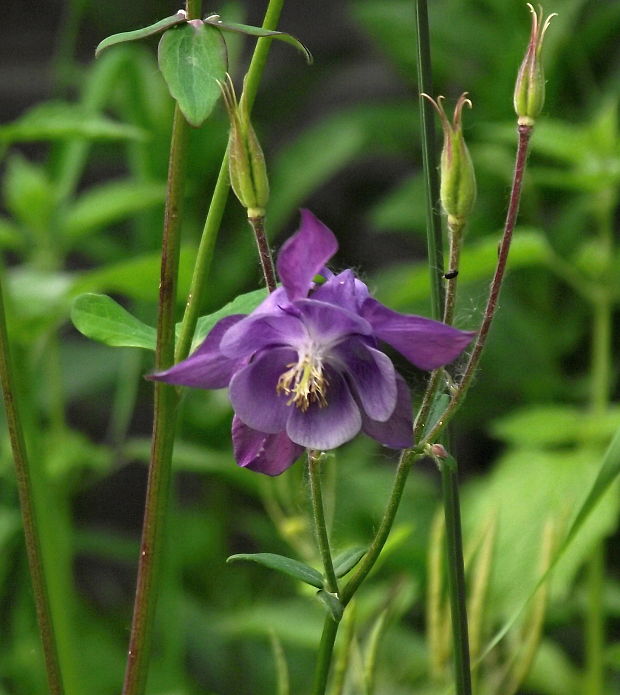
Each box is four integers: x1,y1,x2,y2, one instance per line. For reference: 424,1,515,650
64,180,166,241
95,11,188,58
227,553,324,589
479,426,620,663
316,589,344,622
269,630,290,695
203,17,313,64
71,294,156,350
158,23,227,127
332,547,366,578
0,102,146,143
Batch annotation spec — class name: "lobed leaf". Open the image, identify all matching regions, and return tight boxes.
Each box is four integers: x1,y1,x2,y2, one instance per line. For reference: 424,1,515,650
227,552,324,589
158,22,227,127
95,11,188,58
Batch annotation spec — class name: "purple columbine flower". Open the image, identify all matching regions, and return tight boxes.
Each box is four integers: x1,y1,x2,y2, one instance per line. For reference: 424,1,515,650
151,210,474,476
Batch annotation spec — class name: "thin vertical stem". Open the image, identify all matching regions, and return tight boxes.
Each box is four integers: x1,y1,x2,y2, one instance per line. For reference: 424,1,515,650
441,455,472,695
0,272,65,695
175,0,286,363
415,0,444,321
121,101,190,695
248,215,277,292
312,615,340,695
307,451,339,595
442,221,464,326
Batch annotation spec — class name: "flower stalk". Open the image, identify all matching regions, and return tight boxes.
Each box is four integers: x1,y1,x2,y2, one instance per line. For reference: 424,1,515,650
0,272,65,695
307,451,339,595
248,213,277,293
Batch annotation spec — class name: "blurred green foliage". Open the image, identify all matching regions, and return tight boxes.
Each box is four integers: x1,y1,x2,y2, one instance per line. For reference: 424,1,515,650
0,0,618,693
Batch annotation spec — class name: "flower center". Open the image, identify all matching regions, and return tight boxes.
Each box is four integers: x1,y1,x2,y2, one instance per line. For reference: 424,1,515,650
276,349,329,411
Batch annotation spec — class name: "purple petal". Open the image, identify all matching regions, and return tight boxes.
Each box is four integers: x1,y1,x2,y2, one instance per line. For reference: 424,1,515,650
232,416,304,476
252,286,290,315
333,337,397,422
361,374,413,448
149,314,245,389
277,209,338,301
311,269,370,313
294,299,372,344
361,298,475,370
229,347,297,434
220,311,305,359
286,368,361,450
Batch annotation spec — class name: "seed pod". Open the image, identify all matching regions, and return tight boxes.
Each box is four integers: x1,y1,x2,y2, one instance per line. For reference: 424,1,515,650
219,75,269,216
422,93,476,229
513,4,557,126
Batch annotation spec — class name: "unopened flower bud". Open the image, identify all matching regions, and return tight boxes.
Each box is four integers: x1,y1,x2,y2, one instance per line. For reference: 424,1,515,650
220,75,269,217
422,93,476,229
430,443,449,460
513,4,557,126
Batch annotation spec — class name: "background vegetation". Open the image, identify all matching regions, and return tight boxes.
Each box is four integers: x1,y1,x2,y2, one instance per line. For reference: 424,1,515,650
0,0,618,693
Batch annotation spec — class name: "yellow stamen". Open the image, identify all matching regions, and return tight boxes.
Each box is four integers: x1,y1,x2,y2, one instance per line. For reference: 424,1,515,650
276,354,329,411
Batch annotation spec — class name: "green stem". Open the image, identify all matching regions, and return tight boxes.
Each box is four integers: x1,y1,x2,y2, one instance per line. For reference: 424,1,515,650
415,0,444,322
307,451,339,595
440,455,472,695
121,102,189,695
175,0,286,363
0,272,65,695
312,615,340,695
442,220,464,326
341,451,414,604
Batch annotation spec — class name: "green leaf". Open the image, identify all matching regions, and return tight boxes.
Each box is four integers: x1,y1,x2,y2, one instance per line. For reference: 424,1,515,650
227,553,324,589
0,101,146,143
73,246,195,302
478,426,620,659
188,287,268,350
203,17,312,64
0,217,22,250
3,154,55,235
71,294,156,350
158,23,227,127
95,10,188,58
316,589,344,621
64,180,166,241
332,546,366,578
492,405,620,448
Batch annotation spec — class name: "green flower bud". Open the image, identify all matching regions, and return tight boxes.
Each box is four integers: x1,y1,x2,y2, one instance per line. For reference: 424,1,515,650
513,4,557,126
220,75,269,217
422,93,477,229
